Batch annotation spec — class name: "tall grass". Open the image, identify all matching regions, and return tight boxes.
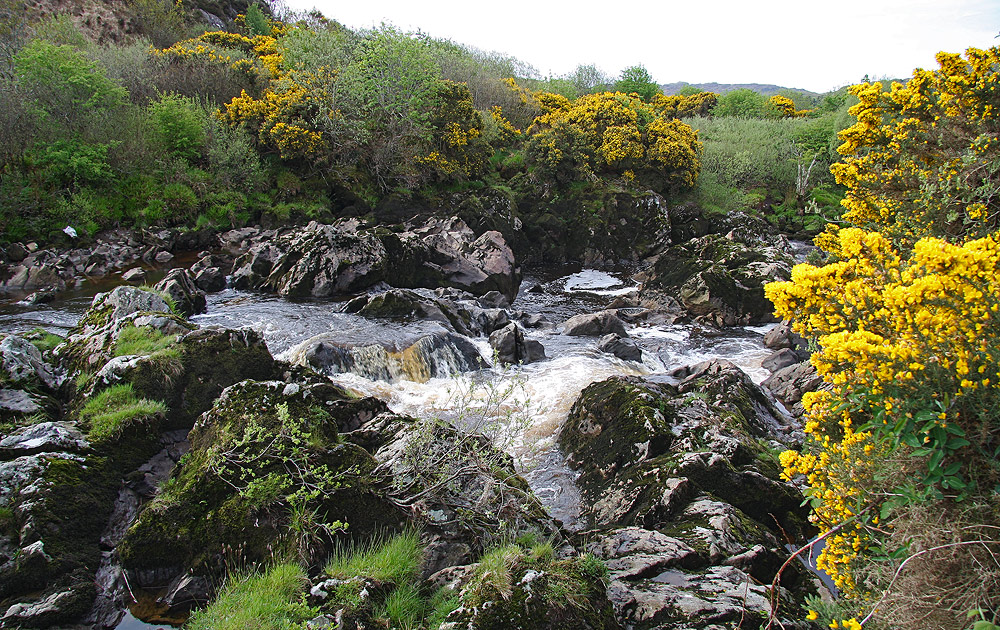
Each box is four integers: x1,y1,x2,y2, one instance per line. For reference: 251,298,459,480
113,325,177,357
185,563,315,630
324,530,423,584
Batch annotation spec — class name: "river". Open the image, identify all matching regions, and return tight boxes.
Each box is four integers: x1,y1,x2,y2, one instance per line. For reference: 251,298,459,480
0,264,781,628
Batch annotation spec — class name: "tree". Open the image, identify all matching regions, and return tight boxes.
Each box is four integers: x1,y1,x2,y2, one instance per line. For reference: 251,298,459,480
712,88,778,118
613,64,660,102
568,63,609,95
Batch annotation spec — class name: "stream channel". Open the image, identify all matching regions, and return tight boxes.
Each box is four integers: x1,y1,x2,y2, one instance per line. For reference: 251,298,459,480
0,264,781,629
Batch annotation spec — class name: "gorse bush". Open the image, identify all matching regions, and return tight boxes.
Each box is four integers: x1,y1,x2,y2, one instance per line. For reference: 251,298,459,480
767,45,1000,629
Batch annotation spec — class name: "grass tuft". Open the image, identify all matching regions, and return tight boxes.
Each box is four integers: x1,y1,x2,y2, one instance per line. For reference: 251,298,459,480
79,383,166,441
186,563,315,630
113,325,177,357
325,530,423,584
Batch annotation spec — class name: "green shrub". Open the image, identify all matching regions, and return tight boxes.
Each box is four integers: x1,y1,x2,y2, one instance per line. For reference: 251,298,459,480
161,182,198,222
148,93,206,161
186,563,316,630
79,383,166,441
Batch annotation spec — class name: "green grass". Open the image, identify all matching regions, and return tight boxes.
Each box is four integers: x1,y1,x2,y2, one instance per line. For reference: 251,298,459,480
378,582,424,630
426,587,460,628
113,325,177,357
27,328,65,354
186,563,316,630
79,383,166,441
325,530,423,584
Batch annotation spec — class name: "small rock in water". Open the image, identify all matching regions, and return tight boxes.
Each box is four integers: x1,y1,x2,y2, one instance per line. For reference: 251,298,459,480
154,250,174,263
121,267,146,283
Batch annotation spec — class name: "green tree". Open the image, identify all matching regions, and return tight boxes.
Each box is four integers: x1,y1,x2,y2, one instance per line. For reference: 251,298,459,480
14,39,128,128
711,88,778,118
613,64,660,101
568,63,609,95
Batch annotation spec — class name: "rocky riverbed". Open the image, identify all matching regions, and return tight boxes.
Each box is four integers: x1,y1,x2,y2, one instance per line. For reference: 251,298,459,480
0,213,826,629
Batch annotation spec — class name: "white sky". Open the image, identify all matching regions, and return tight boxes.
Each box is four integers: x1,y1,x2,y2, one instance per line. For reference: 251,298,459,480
282,0,999,93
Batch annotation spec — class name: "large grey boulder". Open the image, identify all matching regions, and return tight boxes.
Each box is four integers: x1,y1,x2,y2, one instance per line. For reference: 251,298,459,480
153,268,206,317
562,311,628,337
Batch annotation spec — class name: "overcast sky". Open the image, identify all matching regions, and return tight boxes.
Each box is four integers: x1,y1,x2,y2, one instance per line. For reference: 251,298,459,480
282,0,999,93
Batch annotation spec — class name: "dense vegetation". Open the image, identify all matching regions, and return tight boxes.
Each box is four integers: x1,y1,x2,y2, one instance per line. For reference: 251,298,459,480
0,1,851,254
768,47,1000,628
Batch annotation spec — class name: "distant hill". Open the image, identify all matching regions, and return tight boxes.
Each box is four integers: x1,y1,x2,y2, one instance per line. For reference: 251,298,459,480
661,82,820,98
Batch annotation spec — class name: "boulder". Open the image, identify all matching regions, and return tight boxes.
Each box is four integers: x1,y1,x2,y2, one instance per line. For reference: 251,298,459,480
559,363,815,629
489,323,546,365
229,217,521,301
289,329,486,384
640,233,793,326
762,348,803,373
192,266,227,293
0,335,62,391
153,268,207,317
562,311,628,337
762,361,826,418
120,267,146,283
597,333,643,362
763,321,809,352
119,380,404,594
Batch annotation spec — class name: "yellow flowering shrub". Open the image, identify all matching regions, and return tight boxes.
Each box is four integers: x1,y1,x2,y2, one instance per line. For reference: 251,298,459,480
769,206,1000,622
832,47,1000,248
769,94,810,118
767,47,1000,625
524,91,702,192
650,91,718,119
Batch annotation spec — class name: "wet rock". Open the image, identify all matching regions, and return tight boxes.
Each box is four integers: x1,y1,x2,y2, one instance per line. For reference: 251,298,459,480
0,389,42,418
0,334,61,391
641,233,794,326
489,323,546,365
153,268,206,317
120,267,146,283
560,362,809,546
597,333,643,362
119,380,403,588
21,288,58,305
6,243,28,263
192,266,226,292
561,364,815,630
77,286,173,333
291,329,486,383
153,250,174,263
2,588,91,628
562,311,628,337
762,361,825,418
763,321,809,351
762,348,803,373
230,217,521,301
158,573,211,615
0,422,87,458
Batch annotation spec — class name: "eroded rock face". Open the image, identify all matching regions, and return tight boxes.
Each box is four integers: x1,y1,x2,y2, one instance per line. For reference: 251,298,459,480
229,217,521,302
559,360,813,629
489,323,545,365
762,361,826,418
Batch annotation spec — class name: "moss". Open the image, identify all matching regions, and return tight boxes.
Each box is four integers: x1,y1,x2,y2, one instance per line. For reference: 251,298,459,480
120,381,401,580
455,543,619,630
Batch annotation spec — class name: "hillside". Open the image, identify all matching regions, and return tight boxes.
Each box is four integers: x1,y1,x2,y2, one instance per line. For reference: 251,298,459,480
661,80,819,98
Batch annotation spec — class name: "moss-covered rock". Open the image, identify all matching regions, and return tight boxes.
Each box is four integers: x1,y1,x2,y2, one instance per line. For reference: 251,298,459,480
445,545,621,630
119,379,404,591
640,233,793,325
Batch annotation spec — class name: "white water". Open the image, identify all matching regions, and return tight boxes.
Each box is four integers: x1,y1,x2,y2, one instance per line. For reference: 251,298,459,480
182,268,777,529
